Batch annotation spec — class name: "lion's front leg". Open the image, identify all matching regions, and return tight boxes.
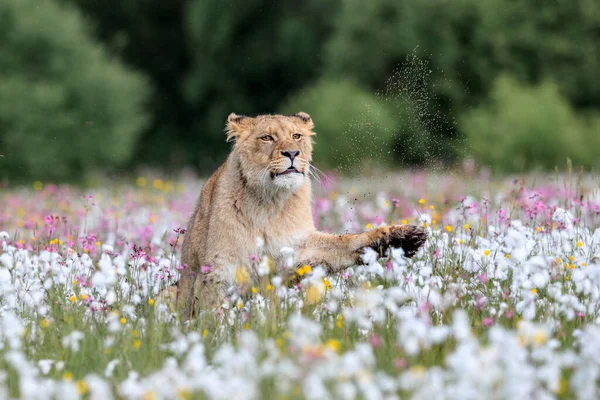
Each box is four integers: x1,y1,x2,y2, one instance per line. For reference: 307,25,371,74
175,264,234,318
296,225,427,272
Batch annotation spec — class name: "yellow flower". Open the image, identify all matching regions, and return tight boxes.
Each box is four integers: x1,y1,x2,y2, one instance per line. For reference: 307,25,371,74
505,254,511,259
429,205,435,210
569,255,575,261
432,219,437,225
120,317,127,324
251,287,258,294
202,329,209,338
143,391,157,400
297,265,312,276
176,388,193,400
152,179,164,190
536,227,542,232
401,219,408,225
569,263,575,270
133,340,141,349
306,284,323,305
323,278,331,289
95,241,101,247
366,223,373,229
136,177,147,187
418,198,426,205
336,315,343,328
325,339,340,352
532,331,548,346
62,372,73,381
483,249,491,257
463,224,470,230
148,298,155,305
76,380,89,395
531,288,538,295
423,222,428,228
40,319,51,328
459,239,464,244
69,295,77,303
33,181,43,191
266,284,274,291
445,225,453,233
80,294,88,301
411,365,426,377
235,267,250,285
243,323,250,330
577,241,583,247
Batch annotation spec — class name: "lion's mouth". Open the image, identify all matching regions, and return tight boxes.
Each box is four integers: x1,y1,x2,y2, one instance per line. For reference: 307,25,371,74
273,167,303,177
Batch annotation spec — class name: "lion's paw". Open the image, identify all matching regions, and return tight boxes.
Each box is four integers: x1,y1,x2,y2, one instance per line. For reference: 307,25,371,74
371,225,427,258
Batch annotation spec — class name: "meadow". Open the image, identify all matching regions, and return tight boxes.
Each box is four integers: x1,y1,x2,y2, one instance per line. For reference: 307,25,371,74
1,167,600,399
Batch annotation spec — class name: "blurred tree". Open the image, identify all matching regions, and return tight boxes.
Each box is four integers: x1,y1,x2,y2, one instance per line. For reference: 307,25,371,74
325,0,600,164
462,75,597,172
184,0,339,170
0,0,149,182
61,0,192,168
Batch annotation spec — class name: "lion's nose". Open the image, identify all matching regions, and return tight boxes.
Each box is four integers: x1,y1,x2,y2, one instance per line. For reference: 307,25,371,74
281,149,300,161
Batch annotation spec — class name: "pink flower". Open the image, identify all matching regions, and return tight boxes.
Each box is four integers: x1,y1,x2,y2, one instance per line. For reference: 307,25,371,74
391,198,401,208
394,358,408,369
176,263,188,271
385,261,393,272
475,296,487,309
478,273,488,284
369,334,383,348
200,265,213,274
482,317,494,327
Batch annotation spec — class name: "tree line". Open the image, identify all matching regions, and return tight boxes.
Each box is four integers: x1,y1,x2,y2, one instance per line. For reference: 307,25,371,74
1,0,598,181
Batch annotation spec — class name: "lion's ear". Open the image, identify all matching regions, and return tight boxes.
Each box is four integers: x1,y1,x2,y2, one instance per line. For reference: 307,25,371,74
292,112,314,130
226,113,256,142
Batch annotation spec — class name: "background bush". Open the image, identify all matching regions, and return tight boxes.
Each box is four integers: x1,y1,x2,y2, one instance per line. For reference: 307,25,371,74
461,76,599,172
0,0,148,182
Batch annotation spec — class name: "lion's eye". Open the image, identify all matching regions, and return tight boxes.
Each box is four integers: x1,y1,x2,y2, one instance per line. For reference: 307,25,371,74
292,133,302,140
260,135,274,142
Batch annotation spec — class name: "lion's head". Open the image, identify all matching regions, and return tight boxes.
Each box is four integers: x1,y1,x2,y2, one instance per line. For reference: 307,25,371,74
225,112,315,192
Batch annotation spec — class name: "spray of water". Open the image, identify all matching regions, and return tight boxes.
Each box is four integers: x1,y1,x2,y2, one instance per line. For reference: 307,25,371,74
330,48,468,203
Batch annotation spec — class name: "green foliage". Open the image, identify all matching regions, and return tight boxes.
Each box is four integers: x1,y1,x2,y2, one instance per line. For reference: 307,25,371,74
281,80,395,171
0,0,149,182
184,0,338,170
61,0,193,168
461,76,598,172
2,0,599,179
324,0,600,166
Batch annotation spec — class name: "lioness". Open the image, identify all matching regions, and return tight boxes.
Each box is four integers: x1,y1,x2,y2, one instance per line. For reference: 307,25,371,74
177,112,427,316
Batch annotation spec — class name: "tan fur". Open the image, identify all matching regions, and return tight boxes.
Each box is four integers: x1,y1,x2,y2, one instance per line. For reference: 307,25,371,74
176,113,427,316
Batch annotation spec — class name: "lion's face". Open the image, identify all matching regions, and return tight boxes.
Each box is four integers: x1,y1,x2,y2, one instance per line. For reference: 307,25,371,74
226,112,315,192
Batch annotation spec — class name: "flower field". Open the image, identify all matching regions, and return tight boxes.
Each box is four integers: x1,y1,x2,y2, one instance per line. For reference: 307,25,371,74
1,169,600,399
